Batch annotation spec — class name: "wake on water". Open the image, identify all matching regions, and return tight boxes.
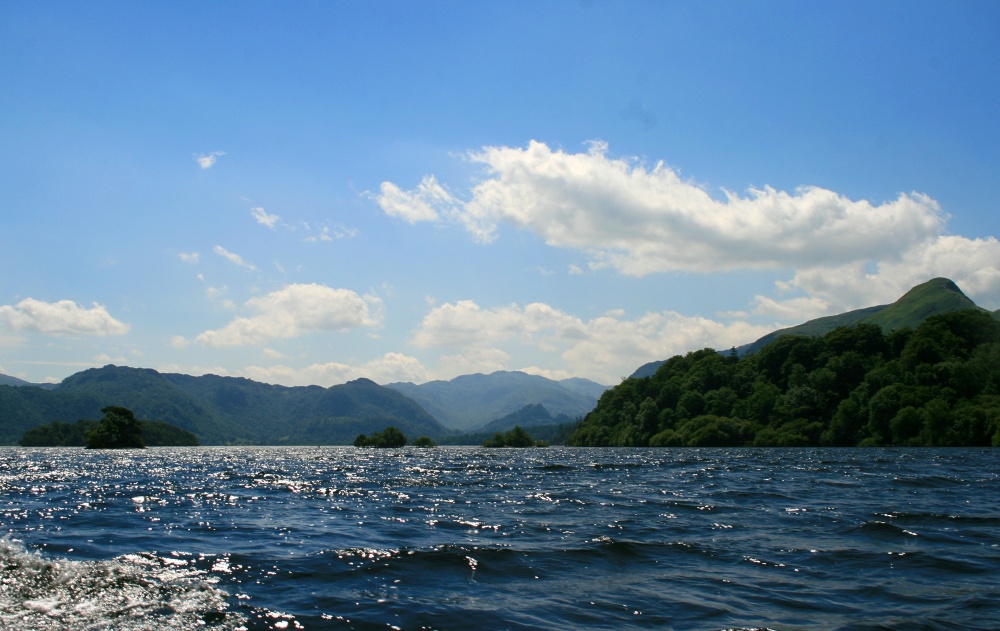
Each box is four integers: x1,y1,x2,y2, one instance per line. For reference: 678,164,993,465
0,538,248,630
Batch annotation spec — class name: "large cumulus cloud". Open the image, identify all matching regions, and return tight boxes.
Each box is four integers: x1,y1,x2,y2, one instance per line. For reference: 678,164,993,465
375,140,1000,314
195,283,383,347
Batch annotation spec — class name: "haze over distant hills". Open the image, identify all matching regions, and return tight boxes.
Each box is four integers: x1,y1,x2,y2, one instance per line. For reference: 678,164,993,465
385,371,610,432
0,374,37,388
631,278,998,378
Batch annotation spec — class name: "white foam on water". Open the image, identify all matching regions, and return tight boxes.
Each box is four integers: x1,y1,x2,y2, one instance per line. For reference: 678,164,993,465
0,538,248,630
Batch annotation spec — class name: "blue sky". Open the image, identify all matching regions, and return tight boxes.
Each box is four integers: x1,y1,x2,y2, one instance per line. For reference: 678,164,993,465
3,1,1000,387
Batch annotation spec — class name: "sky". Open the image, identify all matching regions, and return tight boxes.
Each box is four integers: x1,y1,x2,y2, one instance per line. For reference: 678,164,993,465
2,1,1000,387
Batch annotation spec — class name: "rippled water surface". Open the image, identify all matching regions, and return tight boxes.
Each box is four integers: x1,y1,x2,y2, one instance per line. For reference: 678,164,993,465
0,446,997,630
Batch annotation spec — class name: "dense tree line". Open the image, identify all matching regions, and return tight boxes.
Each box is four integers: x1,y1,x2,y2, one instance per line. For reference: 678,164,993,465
569,310,1000,447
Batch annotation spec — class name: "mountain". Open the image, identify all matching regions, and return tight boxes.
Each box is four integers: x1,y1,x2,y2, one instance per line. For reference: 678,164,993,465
385,370,610,431
631,278,993,378
556,377,614,400
478,403,575,433
0,366,447,445
0,374,37,387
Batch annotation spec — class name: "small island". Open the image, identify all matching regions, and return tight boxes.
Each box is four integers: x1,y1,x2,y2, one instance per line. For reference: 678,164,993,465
19,406,199,448
353,427,437,448
353,426,407,448
482,425,546,447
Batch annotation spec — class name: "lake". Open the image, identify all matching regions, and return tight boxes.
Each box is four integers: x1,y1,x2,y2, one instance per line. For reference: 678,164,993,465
1,446,997,630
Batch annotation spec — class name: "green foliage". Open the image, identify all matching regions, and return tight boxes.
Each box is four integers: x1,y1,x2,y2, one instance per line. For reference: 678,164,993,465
569,310,1000,447
84,406,146,449
19,416,198,447
353,426,408,448
20,420,95,446
413,436,437,447
483,425,540,447
136,420,200,446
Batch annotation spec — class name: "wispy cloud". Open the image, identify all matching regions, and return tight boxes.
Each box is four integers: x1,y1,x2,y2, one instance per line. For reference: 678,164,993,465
178,251,200,263
251,206,281,228
195,283,383,347
213,245,256,271
303,224,359,243
0,298,129,336
194,151,225,169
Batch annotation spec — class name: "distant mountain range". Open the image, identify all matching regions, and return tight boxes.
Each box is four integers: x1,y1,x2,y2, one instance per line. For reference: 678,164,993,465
631,277,999,379
0,366,609,445
385,371,610,432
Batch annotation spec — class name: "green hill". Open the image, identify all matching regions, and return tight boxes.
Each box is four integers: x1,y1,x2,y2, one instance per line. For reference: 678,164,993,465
572,308,1000,447
632,278,993,378
742,278,986,356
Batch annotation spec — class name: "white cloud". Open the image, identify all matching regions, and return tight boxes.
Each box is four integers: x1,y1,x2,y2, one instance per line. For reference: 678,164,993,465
375,140,945,275
376,175,456,223
178,252,200,263
251,206,281,228
195,283,383,347
195,151,225,169
243,352,427,387
768,234,1000,315
214,245,257,271
411,299,772,384
0,298,129,336
749,294,832,322
436,347,513,377
375,140,1000,320
170,335,190,349
303,224,359,243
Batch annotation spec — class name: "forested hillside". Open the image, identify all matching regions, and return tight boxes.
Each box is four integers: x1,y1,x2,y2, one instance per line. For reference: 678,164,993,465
570,309,1000,447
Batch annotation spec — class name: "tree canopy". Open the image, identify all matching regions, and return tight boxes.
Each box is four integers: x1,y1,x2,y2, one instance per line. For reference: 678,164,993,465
354,426,408,448
569,310,1000,447
483,425,542,447
84,406,146,449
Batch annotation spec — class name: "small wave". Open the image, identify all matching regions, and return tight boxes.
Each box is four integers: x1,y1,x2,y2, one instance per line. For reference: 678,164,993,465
853,519,920,538
892,474,966,489
0,538,246,630
534,463,575,471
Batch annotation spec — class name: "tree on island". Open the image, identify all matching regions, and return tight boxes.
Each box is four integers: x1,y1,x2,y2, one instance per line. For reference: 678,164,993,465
413,436,437,447
353,426,407,448
84,406,146,449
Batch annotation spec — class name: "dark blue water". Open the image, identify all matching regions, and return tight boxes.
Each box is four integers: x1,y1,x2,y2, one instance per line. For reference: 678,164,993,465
0,447,997,630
